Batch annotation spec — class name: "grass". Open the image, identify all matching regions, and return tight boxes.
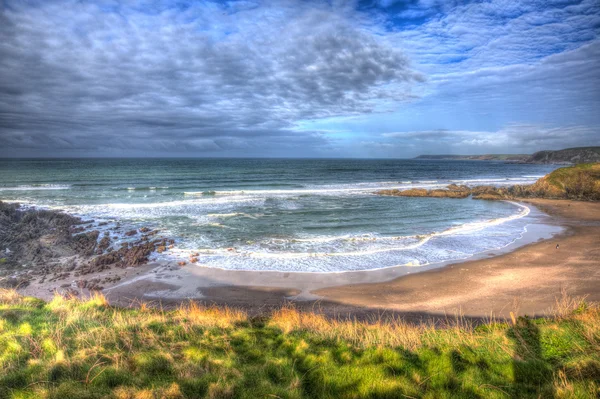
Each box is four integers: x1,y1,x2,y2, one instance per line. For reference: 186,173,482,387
1,289,599,398
536,163,600,200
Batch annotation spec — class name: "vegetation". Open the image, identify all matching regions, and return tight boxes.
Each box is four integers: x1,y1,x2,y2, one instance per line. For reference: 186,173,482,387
526,147,600,165
414,147,600,164
414,154,530,161
1,290,599,398
376,163,600,202
532,163,600,200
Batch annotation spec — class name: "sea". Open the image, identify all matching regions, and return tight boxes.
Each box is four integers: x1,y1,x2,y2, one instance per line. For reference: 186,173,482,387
0,158,558,273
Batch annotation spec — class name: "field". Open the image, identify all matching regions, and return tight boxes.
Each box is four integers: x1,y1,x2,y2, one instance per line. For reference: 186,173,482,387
1,289,599,398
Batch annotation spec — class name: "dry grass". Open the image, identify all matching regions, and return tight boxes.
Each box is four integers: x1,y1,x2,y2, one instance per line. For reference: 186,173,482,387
0,288,27,305
552,287,591,318
269,305,428,349
175,301,247,329
1,289,599,398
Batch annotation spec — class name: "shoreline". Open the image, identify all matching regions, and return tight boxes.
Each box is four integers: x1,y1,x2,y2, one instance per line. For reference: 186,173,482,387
10,198,600,321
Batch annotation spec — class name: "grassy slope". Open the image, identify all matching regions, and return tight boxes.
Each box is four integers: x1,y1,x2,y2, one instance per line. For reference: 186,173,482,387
531,163,600,200
1,290,599,398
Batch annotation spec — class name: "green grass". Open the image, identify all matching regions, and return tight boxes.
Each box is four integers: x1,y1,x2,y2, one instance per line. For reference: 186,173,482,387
537,163,600,200
1,290,599,398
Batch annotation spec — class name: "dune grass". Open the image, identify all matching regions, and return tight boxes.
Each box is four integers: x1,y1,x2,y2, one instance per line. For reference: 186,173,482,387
1,289,599,398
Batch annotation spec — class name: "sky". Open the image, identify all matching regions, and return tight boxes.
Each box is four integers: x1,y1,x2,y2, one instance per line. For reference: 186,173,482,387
0,0,598,158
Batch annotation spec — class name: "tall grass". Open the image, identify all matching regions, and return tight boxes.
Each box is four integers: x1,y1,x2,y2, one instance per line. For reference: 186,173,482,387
1,289,599,398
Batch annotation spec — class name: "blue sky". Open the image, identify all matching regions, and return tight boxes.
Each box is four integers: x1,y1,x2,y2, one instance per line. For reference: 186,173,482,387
0,0,598,157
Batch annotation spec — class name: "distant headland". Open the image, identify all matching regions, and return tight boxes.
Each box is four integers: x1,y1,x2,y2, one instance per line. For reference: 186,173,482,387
415,146,600,164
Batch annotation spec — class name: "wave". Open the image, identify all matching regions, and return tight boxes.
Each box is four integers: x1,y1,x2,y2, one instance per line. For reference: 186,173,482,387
182,177,542,198
178,201,529,260
184,184,425,197
0,184,71,191
206,212,259,219
72,196,260,210
112,186,169,191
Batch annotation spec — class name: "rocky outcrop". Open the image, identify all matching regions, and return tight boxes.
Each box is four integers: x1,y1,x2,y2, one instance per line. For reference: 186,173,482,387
376,184,471,199
0,201,175,288
0,202,94,269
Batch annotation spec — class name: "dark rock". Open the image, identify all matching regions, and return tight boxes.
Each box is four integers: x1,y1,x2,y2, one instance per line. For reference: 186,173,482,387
97,235,111,254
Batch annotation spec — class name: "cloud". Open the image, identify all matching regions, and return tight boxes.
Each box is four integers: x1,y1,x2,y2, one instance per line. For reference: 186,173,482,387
0,0,598,158
373,124,599,156
0,0,421,156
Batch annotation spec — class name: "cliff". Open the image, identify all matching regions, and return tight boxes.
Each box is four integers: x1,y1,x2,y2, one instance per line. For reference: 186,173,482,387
525,147,600,164
414,154,529,161
414,146,600,164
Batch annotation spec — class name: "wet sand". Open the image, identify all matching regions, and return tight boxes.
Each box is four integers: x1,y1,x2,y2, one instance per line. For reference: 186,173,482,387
95,199,600,321
315,199,600,318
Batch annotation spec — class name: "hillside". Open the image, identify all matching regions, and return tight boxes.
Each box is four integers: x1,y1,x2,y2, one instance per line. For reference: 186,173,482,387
414,154,529,161
377,163,600,201
526,163,600,200
1,289,599,398
526,147,600,164
414,146,600,164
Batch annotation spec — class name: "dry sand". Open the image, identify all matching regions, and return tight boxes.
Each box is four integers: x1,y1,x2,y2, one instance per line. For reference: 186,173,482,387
20,199,600,321
315,199,600,318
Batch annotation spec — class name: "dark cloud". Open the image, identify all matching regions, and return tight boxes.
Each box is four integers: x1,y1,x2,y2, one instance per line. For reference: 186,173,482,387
0,0,421,157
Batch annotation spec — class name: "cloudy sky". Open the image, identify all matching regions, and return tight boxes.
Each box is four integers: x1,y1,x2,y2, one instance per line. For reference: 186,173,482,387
0,0,598,158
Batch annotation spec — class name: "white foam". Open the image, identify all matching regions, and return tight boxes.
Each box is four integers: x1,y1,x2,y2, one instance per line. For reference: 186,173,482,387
0,184,71,191
207,212,258,219
172,202,530,266
183,183,442,197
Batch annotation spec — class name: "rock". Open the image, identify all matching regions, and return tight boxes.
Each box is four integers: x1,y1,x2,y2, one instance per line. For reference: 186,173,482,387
69,231,100,256
178,261,186,266
125,229,137,237
472,193,504,200
428,189,470,198
96,235,111,254
190,257,198,263
0,276,30,288
376,187,469,198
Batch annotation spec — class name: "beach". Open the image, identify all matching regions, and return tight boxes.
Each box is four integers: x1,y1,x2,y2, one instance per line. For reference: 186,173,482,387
15,198,592,321
316,199,600,318
3,159,598,320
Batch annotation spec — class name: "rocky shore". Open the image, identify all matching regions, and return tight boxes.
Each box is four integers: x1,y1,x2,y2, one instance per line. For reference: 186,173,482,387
0,201,174,294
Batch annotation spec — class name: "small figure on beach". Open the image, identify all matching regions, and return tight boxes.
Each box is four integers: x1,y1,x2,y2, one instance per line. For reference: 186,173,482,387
556,244,559,249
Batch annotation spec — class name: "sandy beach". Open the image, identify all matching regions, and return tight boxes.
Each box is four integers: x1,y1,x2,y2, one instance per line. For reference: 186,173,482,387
315,199,600,318
12,197,599,321
36,198,589,321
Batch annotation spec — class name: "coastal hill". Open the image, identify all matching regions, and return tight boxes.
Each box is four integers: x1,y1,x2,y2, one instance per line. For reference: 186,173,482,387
378,163,600,201
415,146,600,164
413,153,529,162
526,146,600,164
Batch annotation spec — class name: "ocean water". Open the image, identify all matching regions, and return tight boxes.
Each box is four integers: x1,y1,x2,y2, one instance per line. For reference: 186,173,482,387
0,158,558,272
